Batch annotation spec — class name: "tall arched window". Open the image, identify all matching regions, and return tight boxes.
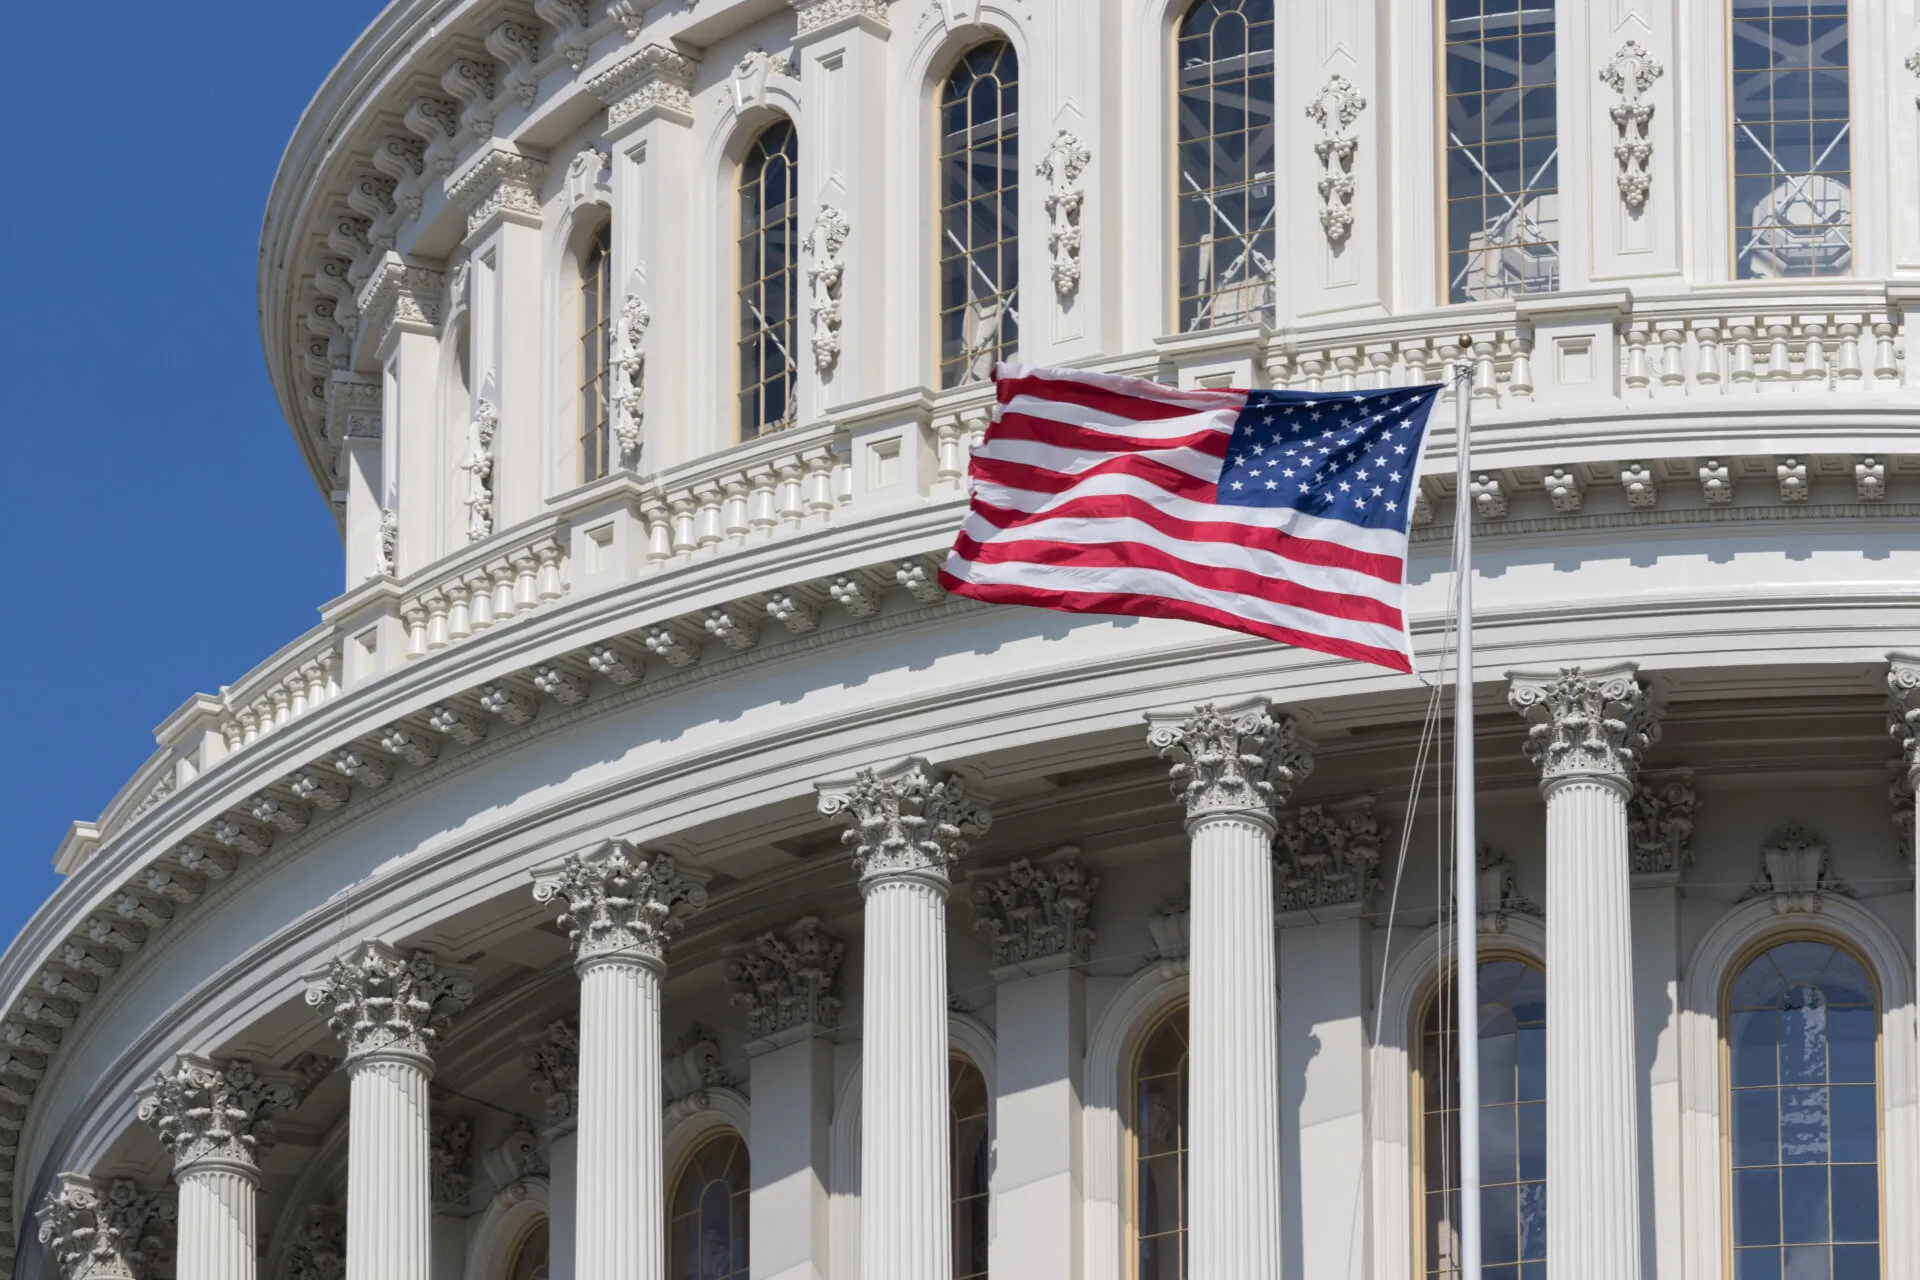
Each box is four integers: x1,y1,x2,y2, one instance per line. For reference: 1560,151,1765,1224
579,223,614,482
506,1219,549,1280
739,120,800,440
1131,1004,1188,1280
937,41,1020,388
1441,0,1559,303
1731,0,1852,279
1174,0,1275,332
951,1054,991,1280
668,1131,750,1280
1417,957,1546,1280
1727,939,1879,1278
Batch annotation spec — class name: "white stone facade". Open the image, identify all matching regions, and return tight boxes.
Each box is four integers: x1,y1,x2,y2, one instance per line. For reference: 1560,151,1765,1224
10,1,1920,1278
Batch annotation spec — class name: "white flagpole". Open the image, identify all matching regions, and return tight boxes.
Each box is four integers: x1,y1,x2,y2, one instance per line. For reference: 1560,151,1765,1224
1451,348,1481,1280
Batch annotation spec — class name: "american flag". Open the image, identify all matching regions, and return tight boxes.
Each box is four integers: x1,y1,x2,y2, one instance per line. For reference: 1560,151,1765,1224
938,363,1442,673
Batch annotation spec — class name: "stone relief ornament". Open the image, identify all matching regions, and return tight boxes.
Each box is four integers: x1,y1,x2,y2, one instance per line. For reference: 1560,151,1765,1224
377,507,399,578
1472,843,1540,932
792,0,893,37
1036,130,1091,298
589,45,698,130
303,943,474,1062
1889,763,1915,863
37,1175,173,1280
816,759,993,883
725,917,846,1037
1600,41,1664,212
610,269,650,469
803,206,850,376
533,0,593,71
1145,887,1190,977
531,840,710,966
1272,798,1383,915
1887,652,1920,794
968,848,1099,967
1305,75,1366,245
1751,821,1848,914
484,20,542,109
1508,665,1659,783
732,46,796,112
429,1110,474,1211
524,1019,579,1130
1628,771,1696,876
1147,699,1314,821
564,144,612,208
282,1206,346,1280
1909,50,1920,107
137,1055,296,1172
464,370,499,542
662,1023,739,1103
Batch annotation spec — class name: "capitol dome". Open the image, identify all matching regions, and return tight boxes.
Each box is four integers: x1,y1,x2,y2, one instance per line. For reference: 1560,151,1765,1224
7,2,1919,1279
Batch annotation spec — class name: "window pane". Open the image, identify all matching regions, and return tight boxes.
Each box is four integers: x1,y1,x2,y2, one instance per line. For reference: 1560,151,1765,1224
579,224,613,483
738,120,800,440
668,1133,750,1280
1132,1007,1188,1280
1731,1,1853,278
938,41,1019,386
1175,0,1277,331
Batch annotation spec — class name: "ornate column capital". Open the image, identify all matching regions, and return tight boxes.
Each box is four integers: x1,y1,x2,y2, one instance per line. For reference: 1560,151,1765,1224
588,44,698,133
37,1175,173,1280
967,847,1098,971
816,759,992,887
445,140,549,238
1887,651,1920,789
1507,663,1660,789
303,942,474,1066
725,917,846,1042
136,1055,295,1177
1273,796,1382,919
1146,698,1314,826
531,840,710,970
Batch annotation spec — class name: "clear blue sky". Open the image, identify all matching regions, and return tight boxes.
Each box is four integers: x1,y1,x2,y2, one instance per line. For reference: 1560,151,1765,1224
0,2,390,946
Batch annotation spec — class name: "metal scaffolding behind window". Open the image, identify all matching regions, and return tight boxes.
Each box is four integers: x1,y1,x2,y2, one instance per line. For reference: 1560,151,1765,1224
739,120,800,440
1174,0,1275,332
579,223,613,483
1732,0,1852,279
1442,0,1559,304
938,41,1020,388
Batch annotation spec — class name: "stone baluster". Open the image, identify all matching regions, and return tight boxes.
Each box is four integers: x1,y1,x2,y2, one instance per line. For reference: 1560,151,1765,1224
1692,322,1723,392
38,1175,174,1280
1508,665,1659,1280
1365,345,1396,390
669,496,699,557
1145,700,1314,1280
1657,326,1686,393
138,1056,296,1280
641,498,674,565
1761,320,1794,392
1507,333,1535,401
510,546,542,609
1802,321,1829,388
1472,337,1499,401
532,841,710,1280
1872,319,1900,385
535,540,566,601
445,581,473,642
746,465,780,538
817,760,993,1280
722,475,753,546
1623,326,1652,398
1728,323,1758,389
1835,320,1865,389
304,943,474,1280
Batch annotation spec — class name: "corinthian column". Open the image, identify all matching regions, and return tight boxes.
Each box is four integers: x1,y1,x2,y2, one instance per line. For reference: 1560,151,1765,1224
818,760,992,1280
137,1056,295,1280
1146,699,1312,1280
532,841,710,1280
37,1175,173,1279
305,943,473,1280
1509,664,1658,1280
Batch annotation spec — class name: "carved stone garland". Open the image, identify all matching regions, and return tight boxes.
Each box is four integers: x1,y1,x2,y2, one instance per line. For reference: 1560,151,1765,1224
1035,131,1091,299
803,206,850,376
1599,41,1664,213
464,371,499,542
37,1175,174,1280
725,918,846,1038
1305,75,1366,245
1272,799,1382,916
377,508,399,579
609,269,650,469
969,849,1099,968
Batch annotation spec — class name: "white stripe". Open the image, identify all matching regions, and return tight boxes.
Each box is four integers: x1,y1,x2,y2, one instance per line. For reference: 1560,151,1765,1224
968,470,1411,558
975,436,1226,485
959,510,1401,605
943,554,1409,655
1000,393,1241,441
995,362,1245,414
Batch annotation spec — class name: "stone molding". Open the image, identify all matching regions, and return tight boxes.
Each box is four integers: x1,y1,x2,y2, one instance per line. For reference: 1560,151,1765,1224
791,0,891,38
1508,663,1659,785
725,916,845,1039
588,45,697,131
1146,698,1314,823
445,142,549,238
303,942,474,1063
37,1175,172,1280
523,1019,579,1133
356,253,445,343
816,758,992,885
968,847,1098,970
136,1054,295,1174
532,839,710,967
1272,796,1382,917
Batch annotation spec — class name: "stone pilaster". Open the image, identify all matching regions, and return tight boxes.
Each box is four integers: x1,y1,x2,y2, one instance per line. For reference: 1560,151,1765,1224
1146,699,1312,1280
1509,664,1657,1280
37,1175,173,1280
532,841,708,1280
304,943,473,1280
818,760,991,1280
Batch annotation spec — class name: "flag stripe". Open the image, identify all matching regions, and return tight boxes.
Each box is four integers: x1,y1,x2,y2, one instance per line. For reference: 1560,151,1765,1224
989,408,1235,457
970,450,1222,503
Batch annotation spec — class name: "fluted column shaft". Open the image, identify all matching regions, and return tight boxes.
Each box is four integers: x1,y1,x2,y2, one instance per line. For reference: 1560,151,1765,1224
1188,810,1283,1280
345,1051,434,1280
860,870,953,1280
575,955,666,1280
176,1162,258,1280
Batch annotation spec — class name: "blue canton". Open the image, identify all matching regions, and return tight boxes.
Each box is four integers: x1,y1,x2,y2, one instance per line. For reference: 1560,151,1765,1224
1215,386,1442,531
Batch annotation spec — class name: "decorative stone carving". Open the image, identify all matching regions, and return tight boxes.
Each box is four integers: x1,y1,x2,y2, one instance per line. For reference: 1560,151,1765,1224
1888,652,1920,789
1857,457,1887,502
828,574,879,617
662,1023,737,1102
441,56,500,138
429,1110,474,1211
446,146,548,238
358,256,445,341
464,371,498,542
968,847,1098,968
1542,467,1583,513
37,1175,173,1279
1305,75,1365,244
1145,888,1190,977
1777,456,1809,502
1599,41,1663,212
1753,821,1847,913
281,1206,345,1280
376,508,399,578
589,45,698,130
137,1055,295,1172
485,20,542,109
481,1124,548,1194
1470,473,1508,520
608,0,648,38
792,0,892,36
477,683,536,725
1699,459,1734,505
1272,798,1383,915
403,95,461,176
377,724,438,767
533,0,593,71
523,1019,579,1130
1146,699,1314,821
803,206,850,376
427,702,488,745
586,643,641,685
303,943,474,1062
816,759,992,883
532,664,591,705
565,145,612,209
765,590,820,634
732,46,795,112
1628,771,1696,876
724,917,845,1037
1889,763,1914,863
531,840,710,966
1508,665,1659,783
1035,130,1091,298
1621,462,1659,508
893,558,945,604
610,269,650,468
1473,843,1541,933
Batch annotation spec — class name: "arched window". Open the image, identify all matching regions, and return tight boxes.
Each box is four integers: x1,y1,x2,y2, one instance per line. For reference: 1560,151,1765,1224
506,1218,549,1280
1131,1004,1188,1280
1731,0,1852,279
951,1054,991,1280
1726,938,1879,1279
1174,1,1275,332
739,120,800,440
579,223,614,482
1416,957,1546,1280
669,1131,750,1280
937,41,1020,388
1441,0,1559,303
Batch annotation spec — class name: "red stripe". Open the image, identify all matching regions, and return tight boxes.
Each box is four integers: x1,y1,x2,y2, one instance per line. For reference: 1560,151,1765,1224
970,452,1220,503
938,573,1412,674
968,492,1403,582
995,371,1243,423
987,409,1233,458
950,535,1402,626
